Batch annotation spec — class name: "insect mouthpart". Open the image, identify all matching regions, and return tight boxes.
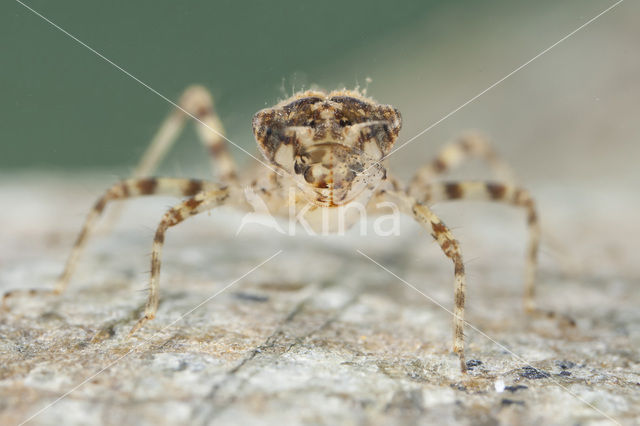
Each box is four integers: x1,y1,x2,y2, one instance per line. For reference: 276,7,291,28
293,142,385,206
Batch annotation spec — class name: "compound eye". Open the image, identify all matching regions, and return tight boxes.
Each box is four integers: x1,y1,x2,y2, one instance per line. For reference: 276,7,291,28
339,119,352,127
294,160,306,175
303,166,315,183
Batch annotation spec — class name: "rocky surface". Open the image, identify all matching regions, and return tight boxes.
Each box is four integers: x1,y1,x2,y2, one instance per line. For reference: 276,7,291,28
0,175,638,425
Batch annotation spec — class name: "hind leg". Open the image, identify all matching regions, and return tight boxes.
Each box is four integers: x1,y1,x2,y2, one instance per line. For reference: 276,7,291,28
409,133,515,197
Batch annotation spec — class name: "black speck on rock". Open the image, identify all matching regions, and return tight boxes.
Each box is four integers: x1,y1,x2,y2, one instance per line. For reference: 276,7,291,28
501,398,525,406
520,366,550,379
504,385,528,393
558,371,572,376
555,360,576,370
466,359,483,370
450,383,467,391
233,292,269,302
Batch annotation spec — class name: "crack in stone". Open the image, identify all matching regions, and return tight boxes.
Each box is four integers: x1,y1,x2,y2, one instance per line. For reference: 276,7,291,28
190,263,362,424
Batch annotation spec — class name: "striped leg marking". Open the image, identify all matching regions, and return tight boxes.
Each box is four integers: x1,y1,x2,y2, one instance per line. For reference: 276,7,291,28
134,85,237,181
412,203,467,372
102,86,236,230
409,133,515,197
2,178,220,308
415,180,540,312
128,187,230,336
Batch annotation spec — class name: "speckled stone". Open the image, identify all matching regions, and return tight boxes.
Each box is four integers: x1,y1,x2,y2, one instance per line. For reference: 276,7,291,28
0,176,638,425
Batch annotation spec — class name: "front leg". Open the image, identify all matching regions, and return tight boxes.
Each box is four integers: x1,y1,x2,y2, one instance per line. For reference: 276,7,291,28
410,181,574,327
372,188,469,372
129,186,231,336
411,203,468,372
2,177,222,308
415,180,539,312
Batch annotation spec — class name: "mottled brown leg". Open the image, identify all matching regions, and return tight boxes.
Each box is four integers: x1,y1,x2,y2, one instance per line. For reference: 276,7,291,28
128,187,230,336
2,177,220,308
133,85,237,181
411,203,468,373
408,133,515,198
414,180,539,312
103,85,236,230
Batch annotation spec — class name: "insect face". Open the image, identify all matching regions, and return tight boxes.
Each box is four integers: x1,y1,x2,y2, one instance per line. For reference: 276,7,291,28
252,90,402,206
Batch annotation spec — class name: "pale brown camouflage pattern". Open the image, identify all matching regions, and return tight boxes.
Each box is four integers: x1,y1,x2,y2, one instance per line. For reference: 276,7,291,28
252,89,401,207
3,87,552,372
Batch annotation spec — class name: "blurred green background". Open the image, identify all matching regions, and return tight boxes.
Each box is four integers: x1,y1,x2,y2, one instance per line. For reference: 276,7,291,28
2,0,638,183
